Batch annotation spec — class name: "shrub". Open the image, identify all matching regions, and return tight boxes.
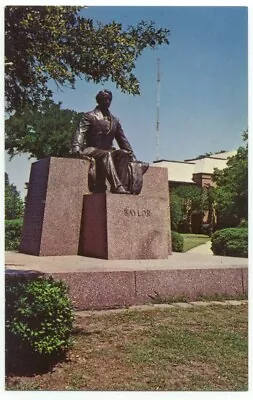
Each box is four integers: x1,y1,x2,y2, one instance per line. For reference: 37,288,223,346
5,218,23,250
239,219,248,228
178,220,191,233
5,276,74,357
201,223,210,235
211,228,248,258
171,231,184,252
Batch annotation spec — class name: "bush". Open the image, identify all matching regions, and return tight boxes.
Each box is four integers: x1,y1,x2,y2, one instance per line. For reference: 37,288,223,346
5,276,74,358
211,228,248,258
177,220,191,233
5,218,23,250
201,223,214,236
171,231,184,252
239,219,248,228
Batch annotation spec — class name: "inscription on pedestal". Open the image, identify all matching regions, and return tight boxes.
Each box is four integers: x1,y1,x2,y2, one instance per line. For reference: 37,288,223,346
124,208,151,217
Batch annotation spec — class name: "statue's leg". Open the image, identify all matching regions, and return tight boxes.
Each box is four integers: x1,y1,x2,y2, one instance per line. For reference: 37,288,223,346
111,149,131,191
93,160,107,193
82,147,129,194
113,152,150,195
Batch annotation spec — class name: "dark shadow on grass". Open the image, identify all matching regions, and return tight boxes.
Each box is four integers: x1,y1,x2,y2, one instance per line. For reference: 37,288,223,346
5,269,46,276
5,338,69,377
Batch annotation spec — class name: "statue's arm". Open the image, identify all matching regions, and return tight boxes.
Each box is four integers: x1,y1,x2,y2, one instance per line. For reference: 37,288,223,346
71,113,90,155
115,121,136,161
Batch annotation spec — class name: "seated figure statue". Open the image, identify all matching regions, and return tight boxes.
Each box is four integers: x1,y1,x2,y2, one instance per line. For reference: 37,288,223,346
71,89,148,194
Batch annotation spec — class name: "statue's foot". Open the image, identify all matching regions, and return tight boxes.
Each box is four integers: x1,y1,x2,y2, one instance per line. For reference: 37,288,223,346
111,185,130,194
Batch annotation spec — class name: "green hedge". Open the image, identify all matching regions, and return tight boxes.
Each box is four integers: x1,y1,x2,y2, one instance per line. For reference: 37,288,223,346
5,219,23,250
211,228,248,258
5,276,74,358
171,231,184,252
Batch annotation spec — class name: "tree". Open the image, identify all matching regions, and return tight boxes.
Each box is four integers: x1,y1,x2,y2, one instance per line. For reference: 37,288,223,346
5,98,82,159
169,192,183,231
5,6,169,112
171,185,207,233
213,131,248,227
194,150,227,160
5,173,24,220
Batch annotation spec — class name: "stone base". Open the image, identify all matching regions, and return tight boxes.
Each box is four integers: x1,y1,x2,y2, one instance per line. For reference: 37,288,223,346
5,251,248,311
79,193,171,260
20,157,91,256
20,157,171,258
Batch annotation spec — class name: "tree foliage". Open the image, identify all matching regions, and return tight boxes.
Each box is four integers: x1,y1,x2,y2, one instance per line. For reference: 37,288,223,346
170,185,208,233
169,192,183,231
5,219,23,250
173,185,206,214
5,6,169,112
194,150,227,160
5,173,24,220
213,131,248,226
5,98,82,159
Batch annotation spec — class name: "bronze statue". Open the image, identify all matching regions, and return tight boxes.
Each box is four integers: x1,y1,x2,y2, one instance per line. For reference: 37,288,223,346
71,90,148,194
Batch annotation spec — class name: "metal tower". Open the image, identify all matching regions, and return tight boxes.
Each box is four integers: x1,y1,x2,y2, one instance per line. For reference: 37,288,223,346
156,58,161,161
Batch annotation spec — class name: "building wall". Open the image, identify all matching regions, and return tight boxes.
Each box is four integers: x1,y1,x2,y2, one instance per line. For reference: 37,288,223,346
192,173,214,188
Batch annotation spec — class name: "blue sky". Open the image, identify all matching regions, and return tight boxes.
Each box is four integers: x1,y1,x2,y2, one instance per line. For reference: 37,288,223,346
4,5,248,198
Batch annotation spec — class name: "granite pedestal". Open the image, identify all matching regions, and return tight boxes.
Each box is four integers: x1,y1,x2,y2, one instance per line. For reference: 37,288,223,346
20,157,171,258
80,192,170,260
20,157,90,256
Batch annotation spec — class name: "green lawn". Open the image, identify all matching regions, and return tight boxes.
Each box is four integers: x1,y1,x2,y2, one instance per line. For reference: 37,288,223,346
6,304,248,391
182,233,210,252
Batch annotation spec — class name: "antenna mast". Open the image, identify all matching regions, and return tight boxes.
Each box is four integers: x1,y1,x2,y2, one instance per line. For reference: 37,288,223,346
156,58,161,161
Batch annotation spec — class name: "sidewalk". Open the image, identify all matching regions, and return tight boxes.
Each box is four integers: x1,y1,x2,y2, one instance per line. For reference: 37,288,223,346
186,241,213,255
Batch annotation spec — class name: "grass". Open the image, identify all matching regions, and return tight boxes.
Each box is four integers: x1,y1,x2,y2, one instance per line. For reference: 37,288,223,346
182,233,210,252
6,303,248,391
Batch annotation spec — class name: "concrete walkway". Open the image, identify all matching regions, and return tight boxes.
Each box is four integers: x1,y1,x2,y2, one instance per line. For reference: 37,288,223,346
5,249,247,273
186,241,213,255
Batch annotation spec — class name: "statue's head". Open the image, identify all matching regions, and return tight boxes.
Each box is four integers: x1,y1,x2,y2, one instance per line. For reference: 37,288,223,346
96,90,112,111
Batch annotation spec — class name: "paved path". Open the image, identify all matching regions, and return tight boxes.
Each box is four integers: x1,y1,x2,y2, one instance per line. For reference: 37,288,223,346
186,241,213,255
5,249,247,273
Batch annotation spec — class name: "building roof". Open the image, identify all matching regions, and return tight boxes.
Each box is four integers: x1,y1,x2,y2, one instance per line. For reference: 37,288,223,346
185,150,237,162
151,150,236,183
151,160,196,183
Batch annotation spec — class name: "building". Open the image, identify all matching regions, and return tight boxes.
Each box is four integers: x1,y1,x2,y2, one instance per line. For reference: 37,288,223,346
151,151,237,233
151,150,236,189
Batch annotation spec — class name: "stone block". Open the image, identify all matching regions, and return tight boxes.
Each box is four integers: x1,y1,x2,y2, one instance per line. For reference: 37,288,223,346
80,192,171,259
141,166,169,199
20,157,91,256
20,157,171,258
52,271,136,310
135,268,244,303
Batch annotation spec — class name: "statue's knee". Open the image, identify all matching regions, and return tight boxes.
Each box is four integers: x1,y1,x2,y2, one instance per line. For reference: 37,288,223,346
103,151,113,162
115,149,131,161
